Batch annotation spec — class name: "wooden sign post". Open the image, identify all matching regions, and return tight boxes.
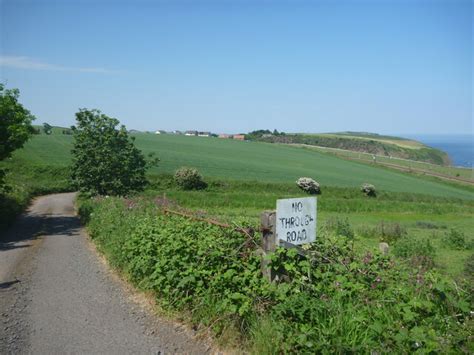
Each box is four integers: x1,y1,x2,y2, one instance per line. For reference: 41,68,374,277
260,211,277,282
260,197,317,282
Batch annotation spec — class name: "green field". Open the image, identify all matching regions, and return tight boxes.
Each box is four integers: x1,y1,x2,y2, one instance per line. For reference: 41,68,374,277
8,132,474,200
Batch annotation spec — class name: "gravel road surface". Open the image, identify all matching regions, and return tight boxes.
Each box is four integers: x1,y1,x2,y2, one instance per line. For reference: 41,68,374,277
0,193,209,354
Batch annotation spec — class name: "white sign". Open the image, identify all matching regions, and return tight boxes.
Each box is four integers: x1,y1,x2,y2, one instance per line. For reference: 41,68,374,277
276,197,317,245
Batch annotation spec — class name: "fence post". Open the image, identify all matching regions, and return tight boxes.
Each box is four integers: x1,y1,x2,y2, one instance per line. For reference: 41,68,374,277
261,211,277,282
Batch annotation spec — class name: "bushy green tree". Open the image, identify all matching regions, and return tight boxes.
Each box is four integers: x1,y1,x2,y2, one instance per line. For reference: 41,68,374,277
174,167,207,190
0,84,35,193
0,84,35,161
71,109,157,196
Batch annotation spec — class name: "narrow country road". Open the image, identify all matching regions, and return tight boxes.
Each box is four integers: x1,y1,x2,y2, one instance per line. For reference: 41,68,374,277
0,193,209,354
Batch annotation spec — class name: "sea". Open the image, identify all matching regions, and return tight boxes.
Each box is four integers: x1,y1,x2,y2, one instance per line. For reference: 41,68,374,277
403,134,473,168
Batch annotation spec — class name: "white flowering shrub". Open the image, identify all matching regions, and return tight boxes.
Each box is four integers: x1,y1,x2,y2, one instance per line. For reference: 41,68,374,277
361,183,376,197
296,177,321,195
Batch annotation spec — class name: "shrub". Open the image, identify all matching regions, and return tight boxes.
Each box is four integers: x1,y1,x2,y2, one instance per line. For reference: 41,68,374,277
377,221,407,243
174,167,207,190
296,177,320,195
360,183,376,197
443,229,470,250
394,236,436,268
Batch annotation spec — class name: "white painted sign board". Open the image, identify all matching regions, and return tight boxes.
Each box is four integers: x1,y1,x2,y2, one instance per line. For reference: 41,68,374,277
276,197,317,245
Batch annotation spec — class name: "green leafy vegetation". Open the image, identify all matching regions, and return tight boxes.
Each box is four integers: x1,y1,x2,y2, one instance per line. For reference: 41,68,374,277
78,195,473,353
0,84,36,161
0,84,43,230
393,235,437,268
443,229,472,250
0,161,72,230
174,167,207,190
71,109,156,196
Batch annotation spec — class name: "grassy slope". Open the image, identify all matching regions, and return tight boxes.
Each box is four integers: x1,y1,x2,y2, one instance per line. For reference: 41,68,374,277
318,132,425,148
297,144,473,180
261,132,451,165
11,133,473,200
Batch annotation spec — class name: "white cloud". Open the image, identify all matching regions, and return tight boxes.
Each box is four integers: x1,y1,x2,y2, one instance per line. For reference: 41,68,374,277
0,55,116,74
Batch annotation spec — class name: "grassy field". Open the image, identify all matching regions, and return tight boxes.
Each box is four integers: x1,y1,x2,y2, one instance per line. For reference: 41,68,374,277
9,132,474,200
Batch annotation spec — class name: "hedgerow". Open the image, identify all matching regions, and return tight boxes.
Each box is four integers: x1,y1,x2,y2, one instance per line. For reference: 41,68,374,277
79,196,473,353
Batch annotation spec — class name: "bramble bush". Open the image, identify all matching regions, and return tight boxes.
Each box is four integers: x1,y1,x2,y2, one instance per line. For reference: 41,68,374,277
79,196,473,353
174,167,207,190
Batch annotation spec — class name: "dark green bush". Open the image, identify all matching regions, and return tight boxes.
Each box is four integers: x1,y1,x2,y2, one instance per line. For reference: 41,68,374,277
174,167,207,190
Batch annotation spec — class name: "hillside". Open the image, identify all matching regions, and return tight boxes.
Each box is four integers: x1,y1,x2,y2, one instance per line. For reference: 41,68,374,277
251,131,451,165
6,130,473,200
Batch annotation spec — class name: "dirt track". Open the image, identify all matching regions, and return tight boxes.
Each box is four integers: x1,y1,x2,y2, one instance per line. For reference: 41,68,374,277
0,193,209,354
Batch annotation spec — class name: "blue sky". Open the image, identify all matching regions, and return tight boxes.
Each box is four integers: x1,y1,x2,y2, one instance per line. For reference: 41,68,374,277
1,0,472,135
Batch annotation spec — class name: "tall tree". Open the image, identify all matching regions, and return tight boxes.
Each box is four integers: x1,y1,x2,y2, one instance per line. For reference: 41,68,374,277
0,84,35,193
0,84,35,161
71,109,157,196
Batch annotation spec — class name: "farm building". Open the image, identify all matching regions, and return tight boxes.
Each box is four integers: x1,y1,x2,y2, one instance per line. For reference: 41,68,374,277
219,134,231,139
155,130,167,134
185,130,198,136
198,132,211,137
233,134,245,141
